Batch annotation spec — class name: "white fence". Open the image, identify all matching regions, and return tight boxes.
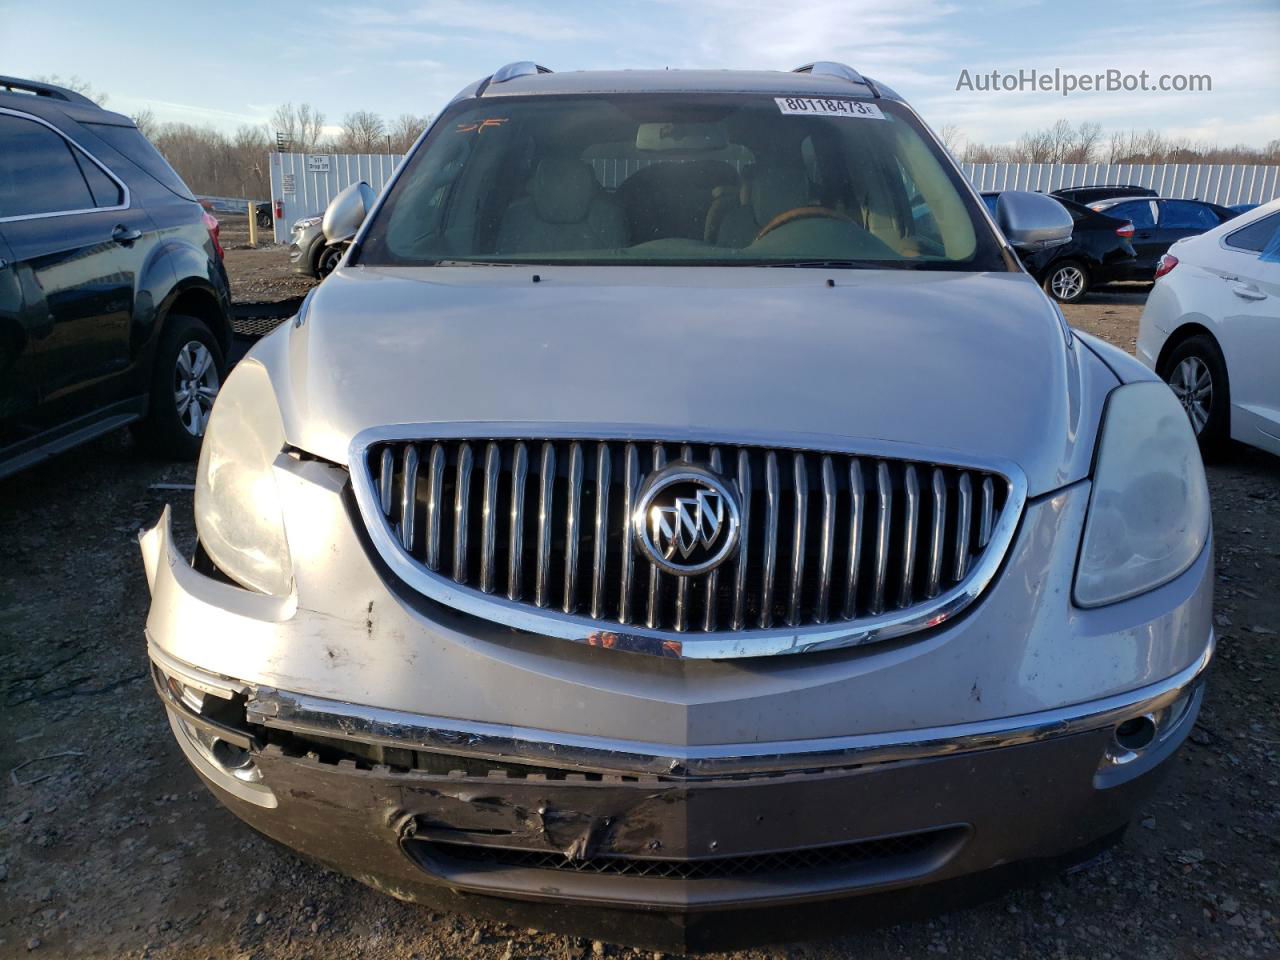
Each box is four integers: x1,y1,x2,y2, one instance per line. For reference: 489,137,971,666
268,152,403,243
267,152,1280,243
962,163,1279,207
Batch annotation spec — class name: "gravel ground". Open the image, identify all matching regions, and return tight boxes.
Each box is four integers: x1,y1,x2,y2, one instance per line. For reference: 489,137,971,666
217,214,319,305
1,276,1277,959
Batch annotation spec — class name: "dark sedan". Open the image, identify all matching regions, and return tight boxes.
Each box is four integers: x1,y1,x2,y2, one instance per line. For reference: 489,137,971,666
1089,197,1239,279
982,192,1137,302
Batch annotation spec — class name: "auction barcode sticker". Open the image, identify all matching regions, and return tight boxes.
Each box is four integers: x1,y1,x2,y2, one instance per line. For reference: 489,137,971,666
775,97,885,119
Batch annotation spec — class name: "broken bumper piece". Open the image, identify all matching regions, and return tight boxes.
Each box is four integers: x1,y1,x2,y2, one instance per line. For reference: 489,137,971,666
147,639,1209,950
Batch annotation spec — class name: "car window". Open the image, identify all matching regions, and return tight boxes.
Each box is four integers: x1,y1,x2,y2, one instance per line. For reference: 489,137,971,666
1056,197,1090,222
1159,201,1219,229
0,113,98,217
83,122,196,200
1106,200,1154,228
71,149,123,207
1224,212,1280,254
360,94,1004,271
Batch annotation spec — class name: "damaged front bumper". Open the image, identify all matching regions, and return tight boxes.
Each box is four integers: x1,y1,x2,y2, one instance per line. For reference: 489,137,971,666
148,640,1208,946
139,487,1213,949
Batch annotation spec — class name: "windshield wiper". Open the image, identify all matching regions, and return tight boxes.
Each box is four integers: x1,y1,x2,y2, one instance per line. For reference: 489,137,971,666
760,259,907,269
432,259,525,267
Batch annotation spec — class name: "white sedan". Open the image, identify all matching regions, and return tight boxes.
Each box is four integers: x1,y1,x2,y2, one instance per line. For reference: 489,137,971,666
1138,198,1280,456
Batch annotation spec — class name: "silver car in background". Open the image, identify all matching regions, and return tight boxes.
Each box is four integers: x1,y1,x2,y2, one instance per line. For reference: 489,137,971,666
140,61,1213,950
287,213,347,279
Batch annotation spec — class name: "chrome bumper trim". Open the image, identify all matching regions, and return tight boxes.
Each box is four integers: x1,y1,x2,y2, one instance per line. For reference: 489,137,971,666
200,632,1217,779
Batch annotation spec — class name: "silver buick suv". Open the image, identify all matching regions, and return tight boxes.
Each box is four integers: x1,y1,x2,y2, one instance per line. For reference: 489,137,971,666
140,61,1213,951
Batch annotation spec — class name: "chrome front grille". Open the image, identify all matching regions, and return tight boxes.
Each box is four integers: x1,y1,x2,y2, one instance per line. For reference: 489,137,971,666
353,433,1023,658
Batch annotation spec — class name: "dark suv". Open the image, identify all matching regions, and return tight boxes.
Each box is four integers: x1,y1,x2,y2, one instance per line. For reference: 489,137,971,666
0,76,231,478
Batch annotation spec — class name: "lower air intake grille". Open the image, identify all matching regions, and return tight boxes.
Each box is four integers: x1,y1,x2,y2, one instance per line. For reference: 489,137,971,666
414,827,965,881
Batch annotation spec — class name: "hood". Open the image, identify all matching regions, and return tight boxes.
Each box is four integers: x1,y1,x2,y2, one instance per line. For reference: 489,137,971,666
268,265,1115,496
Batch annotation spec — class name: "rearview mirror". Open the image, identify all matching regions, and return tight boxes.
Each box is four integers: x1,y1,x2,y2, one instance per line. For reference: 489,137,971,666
322,181,375,244
995,191,1073,251
635,122,728,152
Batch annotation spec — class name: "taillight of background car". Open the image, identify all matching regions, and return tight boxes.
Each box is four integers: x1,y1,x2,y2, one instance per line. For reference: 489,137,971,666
201,210,224,260
1154,254,1179,279
1115,221,1135,239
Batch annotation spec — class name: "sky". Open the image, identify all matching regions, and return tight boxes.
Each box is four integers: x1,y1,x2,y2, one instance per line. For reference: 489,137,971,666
3,0,1278,148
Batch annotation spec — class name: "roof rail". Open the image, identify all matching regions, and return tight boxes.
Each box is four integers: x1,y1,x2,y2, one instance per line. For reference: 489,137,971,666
0,75,98,106
490,61,553,85
792,62,880,97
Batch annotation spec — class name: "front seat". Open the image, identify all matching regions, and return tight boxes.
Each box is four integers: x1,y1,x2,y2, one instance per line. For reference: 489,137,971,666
714,164,811,248
495,159,627,254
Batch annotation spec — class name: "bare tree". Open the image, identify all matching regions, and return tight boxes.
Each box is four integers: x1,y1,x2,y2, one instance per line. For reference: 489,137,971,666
145,122,272,199
133,108,157,140
270,102,326,151
339,110,387,152
34,74,107,105
959,119,1280,166
388,113,433,153
1071,122,1103,163
1015,127,1054,163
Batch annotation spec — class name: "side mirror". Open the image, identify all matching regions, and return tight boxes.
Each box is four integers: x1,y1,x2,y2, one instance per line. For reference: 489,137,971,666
995,191,1073,251
322,181,375,244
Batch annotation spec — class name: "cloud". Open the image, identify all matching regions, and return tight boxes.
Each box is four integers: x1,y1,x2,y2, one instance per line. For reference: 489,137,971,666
907,2,1279,145
112,95,270,127
653,0,971,79
329,1,603,42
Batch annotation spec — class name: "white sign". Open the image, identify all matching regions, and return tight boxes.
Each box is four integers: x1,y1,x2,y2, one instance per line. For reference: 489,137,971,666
306,155,331,173
281,174,295,195
774,97,885,119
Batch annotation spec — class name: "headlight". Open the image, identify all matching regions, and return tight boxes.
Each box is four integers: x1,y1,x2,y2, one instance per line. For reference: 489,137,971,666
293,216,322,230
1074,381,1210,607
194,360,293,596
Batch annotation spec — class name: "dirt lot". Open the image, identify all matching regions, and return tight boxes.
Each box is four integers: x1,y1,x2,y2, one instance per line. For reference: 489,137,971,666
217,214,318,305
1,271,1277,959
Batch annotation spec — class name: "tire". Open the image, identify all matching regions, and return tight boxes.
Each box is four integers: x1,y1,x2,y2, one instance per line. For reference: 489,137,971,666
1161,334,1230,457
315,243,344,279
1042,259,1089,304
133,314,226,460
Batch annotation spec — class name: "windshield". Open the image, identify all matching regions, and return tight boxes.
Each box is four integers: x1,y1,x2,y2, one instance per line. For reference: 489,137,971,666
359,93,1005,270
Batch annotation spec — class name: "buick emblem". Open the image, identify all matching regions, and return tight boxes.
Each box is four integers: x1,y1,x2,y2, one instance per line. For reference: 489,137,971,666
633,463,741,576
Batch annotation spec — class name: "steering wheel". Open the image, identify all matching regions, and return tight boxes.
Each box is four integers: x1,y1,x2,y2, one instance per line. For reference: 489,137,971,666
755,206,856,241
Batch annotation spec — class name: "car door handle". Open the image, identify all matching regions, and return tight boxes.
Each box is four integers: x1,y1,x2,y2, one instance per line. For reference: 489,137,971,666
111,224,143,244
1229,280,1267,301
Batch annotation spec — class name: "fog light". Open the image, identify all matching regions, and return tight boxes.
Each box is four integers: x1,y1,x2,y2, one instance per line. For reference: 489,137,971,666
209,738,265,782
1114,714,1158,752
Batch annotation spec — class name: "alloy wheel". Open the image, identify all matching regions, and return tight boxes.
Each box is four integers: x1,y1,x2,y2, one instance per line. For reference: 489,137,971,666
1169,355,1213,435
318,246,343,278
1050,265,1086,301
173,341,220,437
